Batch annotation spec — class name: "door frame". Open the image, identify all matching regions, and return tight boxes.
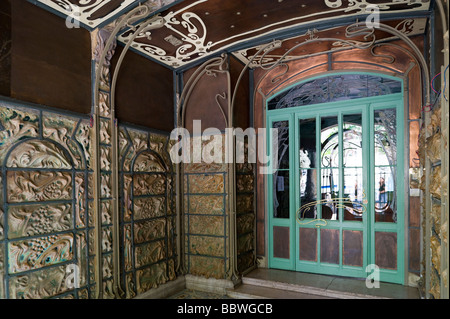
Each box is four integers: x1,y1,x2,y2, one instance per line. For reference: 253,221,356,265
266,72,405,285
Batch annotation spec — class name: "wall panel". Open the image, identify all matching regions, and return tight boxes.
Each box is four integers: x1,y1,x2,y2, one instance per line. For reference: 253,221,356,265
0,100,177,299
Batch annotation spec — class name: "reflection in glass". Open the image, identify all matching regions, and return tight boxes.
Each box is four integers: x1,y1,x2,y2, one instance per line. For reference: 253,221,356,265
321,116,339,168
299,169,317,219
320,116,340,220
374,109,397,166
272,121,289,170
321,168,339,220
267,74,401,110
374,108,397,223
344,168,364,221
375,166,396,223
342,114,364,221
299,118,316,168
273,170,290,219
343,114,362,168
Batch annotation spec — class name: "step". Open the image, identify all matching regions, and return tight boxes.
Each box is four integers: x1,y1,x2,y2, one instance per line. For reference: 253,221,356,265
240,276,376,299
239,269,420,299
227,284,334,299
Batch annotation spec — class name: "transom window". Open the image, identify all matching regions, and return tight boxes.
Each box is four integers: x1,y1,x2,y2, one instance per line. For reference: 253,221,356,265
268,74,402,110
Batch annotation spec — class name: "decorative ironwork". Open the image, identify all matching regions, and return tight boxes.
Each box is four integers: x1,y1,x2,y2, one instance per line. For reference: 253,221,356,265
0,103,93,299
119,126,176,297
268,74,402,110
296,190,367,228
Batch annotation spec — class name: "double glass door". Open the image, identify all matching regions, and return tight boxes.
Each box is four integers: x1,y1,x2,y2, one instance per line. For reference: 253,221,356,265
267,95,404,284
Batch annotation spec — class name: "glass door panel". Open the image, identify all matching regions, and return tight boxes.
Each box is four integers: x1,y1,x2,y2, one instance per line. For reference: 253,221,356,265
343,113,364,221
374,109,397,224
299,117,317,220
268,84,404,284
320,116,340,221
370,101,404,284
268,116,295,270
296,107,366,277
272,120,290,219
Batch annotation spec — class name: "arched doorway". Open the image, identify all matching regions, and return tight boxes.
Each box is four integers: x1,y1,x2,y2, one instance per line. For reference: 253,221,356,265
267,72,405,284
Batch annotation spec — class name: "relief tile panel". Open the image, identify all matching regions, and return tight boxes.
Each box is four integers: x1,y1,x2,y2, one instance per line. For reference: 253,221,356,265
122,224,133,273
101,173,112,198
1,103,96,299
188,174,224,194
8,233,74,274
236,194,254,213
236,174,254,193
236,213,254,235
102,226,113,253
237,233,254,254
189,235,224,257
136,262,168,293
0,173,3,240
188,195,224,215
189,255,225,279
122,174,132,221
0,245,4,298
119,127,176,298
189,215,224,236
135,240,166,268
133,174,166,196
6,139,72,169
134,151,166,172
7,203,73,239
0,107,39,164
134,218,166,244
75,173,86,228
6,171,72,203
75,121,93,169
9,264,71,299
43,113,84,169
100,119,111,145
134,196,166,220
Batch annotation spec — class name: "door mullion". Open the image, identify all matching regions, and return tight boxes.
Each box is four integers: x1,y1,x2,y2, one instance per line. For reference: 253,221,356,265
367,104,375,272
288,114,295,270
338,112,344,268
316,115,321,265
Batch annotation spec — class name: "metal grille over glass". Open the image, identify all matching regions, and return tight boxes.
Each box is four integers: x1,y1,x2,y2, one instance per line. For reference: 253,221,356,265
268,74,402,111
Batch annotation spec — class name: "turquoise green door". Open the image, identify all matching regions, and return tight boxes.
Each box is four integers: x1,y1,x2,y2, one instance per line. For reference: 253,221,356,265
267,90,405,284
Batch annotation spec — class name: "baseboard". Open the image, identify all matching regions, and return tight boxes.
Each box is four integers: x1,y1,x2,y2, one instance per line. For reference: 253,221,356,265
185,275,241,295
134,276,186,299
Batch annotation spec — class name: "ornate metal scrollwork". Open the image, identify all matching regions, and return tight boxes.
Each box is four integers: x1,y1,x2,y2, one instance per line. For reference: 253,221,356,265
296,190,368,228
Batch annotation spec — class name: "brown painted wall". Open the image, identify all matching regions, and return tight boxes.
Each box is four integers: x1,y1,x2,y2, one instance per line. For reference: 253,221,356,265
230,55,250,130
10,0,91,114
181,55,250,134
0,0,11,97
111,46,174,132
182,64,229,133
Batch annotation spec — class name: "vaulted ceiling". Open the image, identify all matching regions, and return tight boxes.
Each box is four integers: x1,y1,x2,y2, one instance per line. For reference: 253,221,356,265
32,0,432,71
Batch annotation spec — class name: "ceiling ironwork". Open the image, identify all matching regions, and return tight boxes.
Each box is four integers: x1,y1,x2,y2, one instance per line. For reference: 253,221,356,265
30,0,432,70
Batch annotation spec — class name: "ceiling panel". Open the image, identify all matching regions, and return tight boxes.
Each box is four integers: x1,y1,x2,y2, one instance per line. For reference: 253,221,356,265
32,0,150,29
233,17,428,67
117,0,431,69
30,0,431,69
